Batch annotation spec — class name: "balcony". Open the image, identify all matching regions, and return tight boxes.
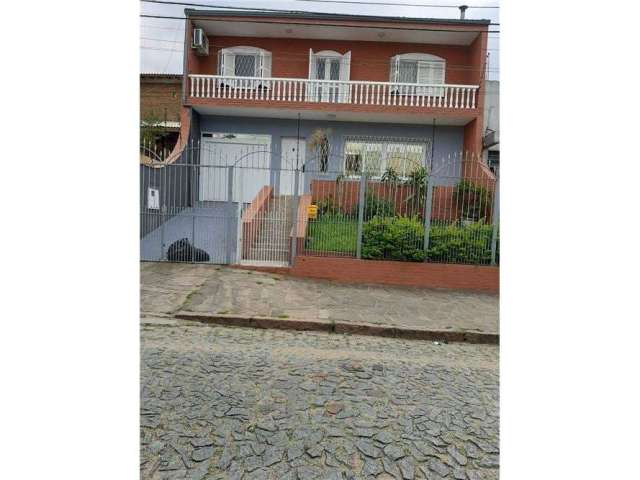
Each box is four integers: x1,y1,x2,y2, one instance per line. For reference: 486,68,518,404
188,75,479,111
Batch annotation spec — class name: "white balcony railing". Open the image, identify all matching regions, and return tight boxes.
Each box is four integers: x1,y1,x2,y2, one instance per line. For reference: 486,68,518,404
188,75,479,109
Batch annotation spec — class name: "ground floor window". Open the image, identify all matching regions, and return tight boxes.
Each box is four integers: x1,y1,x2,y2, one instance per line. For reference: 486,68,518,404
343,138,428,178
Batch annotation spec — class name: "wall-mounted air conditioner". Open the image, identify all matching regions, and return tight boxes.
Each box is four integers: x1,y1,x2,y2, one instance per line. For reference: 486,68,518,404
191,28,209,56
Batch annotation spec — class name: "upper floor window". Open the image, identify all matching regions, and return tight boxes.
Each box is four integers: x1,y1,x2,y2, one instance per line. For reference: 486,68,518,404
390,53,446,96
308,50,352,103
217,46,272,78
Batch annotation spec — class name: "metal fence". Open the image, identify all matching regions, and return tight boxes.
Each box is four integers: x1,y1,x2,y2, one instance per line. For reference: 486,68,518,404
303,150,499,266
140,138,499,267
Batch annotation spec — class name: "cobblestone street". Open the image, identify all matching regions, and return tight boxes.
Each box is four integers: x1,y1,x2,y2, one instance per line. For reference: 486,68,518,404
141,323,499,479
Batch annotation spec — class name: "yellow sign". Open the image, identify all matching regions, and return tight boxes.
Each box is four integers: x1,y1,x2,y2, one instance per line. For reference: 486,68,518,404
307,204,318,219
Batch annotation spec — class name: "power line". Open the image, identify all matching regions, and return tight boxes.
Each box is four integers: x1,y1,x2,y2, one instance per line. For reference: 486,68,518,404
142,0,498,10
141,0,498,24
141,0,308,12
141,23,185,31
140,14,500,33
295,0,498,8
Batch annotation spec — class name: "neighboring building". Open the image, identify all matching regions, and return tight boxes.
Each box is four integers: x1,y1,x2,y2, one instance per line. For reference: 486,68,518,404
140,73,182,153
482,80,499,173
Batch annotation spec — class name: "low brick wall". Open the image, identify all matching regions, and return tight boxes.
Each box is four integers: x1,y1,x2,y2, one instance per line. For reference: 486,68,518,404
290,255,498,293
310,180,457,220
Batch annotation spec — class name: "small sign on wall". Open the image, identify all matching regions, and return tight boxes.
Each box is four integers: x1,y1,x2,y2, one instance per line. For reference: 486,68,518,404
307,204,318,219
148,188,160,210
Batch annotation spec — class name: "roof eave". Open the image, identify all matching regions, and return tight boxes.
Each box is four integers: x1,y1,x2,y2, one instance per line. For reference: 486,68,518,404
183,8,491,27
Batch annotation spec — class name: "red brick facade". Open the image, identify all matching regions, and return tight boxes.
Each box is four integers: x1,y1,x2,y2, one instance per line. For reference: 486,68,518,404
290,256,498,293
140,74,182,123
310,179,458,220
183,14,489,152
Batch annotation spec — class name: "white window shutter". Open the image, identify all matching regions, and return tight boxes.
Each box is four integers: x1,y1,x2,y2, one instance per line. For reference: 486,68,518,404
433,61,445,96
217,49,223,75
417,61,432,84
260,51,272,78
307,49,317,101
389,55,399,93
339,51,351,103
257,50,272,89
417,60,445,96
224,51,236,77
340,51,351,81
308,49,317,79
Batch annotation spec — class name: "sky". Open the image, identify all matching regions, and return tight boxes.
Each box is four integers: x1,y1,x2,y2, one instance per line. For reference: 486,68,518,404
140,0,500,80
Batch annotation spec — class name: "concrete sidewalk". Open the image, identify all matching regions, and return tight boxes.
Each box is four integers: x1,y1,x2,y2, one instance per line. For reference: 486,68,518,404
141,262,498,338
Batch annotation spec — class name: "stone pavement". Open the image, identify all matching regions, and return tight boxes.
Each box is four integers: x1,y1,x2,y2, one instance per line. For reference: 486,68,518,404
140,263,498,335
141,321,499,479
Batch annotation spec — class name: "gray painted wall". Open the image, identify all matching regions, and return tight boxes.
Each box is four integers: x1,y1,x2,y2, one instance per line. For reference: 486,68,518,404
197,114,464,190
483,80,499,152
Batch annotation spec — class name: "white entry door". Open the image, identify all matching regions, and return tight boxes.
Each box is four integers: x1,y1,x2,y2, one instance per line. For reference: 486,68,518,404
199,134,271,203
279,137,305,196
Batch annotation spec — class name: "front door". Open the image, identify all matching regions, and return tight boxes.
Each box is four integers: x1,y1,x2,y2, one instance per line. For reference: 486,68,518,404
316,57,340,102
279,137,305,196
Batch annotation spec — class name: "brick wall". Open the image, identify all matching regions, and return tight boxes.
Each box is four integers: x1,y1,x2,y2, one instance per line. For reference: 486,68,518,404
191,35,479,86
290,255,499,293
310,179,457,220
140,75,183,123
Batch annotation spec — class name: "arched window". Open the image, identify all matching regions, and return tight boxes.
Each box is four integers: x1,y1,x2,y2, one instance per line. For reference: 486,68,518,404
389,53,445,95
217,46,272,78
307,49,352,103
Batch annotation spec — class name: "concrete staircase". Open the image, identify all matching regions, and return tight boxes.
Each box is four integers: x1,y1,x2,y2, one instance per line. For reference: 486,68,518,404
244,195,294,264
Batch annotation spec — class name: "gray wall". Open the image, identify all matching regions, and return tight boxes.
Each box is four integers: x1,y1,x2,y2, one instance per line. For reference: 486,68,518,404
197,114,464,190
483,80,499,153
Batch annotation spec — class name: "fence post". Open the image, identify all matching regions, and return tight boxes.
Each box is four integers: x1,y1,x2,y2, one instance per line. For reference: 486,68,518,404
191,215,196,264
289,168,300,266
227,165,235,264
356,173,366,259
490,170,500,265
423,173,435,260
160,210,166,260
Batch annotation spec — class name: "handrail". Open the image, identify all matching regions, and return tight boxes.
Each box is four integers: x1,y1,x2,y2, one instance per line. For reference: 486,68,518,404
188,74,479,109
188,74,479,89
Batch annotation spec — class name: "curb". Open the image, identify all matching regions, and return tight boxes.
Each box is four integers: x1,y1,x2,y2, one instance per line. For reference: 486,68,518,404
173,312,499,345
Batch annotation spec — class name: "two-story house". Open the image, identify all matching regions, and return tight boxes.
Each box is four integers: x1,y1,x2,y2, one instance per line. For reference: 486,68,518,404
142,8,492,267
179,8,489,194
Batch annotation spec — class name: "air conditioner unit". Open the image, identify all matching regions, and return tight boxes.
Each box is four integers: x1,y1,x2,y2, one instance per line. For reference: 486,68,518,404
191,27,209,56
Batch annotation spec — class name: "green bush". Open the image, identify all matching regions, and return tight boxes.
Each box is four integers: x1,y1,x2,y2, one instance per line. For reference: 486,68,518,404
362,217,498,264
362,216,426,262
428,222,494,264
452,180,493,222
362,193,395,221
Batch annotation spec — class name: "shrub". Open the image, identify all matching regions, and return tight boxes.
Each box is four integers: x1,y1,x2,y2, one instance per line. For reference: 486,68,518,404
427,222,494,264
362,193,395,221
362,217,498,264
362,216,426,262
381,167,401,184
452,180,493,221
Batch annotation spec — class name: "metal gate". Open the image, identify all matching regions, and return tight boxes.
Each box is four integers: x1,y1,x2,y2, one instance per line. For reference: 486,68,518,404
140,139,301,267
